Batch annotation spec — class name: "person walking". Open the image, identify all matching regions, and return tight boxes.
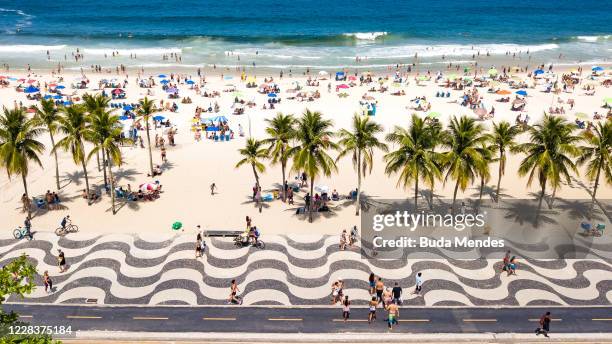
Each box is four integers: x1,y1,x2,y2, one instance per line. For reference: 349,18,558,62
368,273,376,295
386,301,399,330
43,271,53,293
57,249,67,273
415,272,423,295
375,277,385,306
195,238,202,258
342,295,350,322
392,282,403,305
23,216,33,240
228,279,241,304
368,296,377,324
210,183,217,195
535,311,551,337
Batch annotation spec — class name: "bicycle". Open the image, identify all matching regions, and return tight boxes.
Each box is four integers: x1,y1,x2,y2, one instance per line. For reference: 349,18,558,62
13,226,32,240
55,223,79,236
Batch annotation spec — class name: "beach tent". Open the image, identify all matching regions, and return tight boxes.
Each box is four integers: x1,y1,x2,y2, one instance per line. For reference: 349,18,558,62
24,85,39,93
516,90,528,96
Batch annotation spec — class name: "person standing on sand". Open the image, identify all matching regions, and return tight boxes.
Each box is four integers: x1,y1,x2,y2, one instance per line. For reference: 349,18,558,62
210,183,217,195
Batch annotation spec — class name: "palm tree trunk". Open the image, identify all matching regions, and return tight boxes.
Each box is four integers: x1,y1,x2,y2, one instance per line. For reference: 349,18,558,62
107,149,116,214
429,184,434,210
452,180,460,215
50,132,60,190
309,176,315,223
101,147,108,188
549,186,557,209
478,176,485,212
252,164,261,213
536,182,546,226
588,163,602,220
356,150,361,216
96,150,101,171
81,157,91,205
414,171,419,211
145,119,154,176
281,161,287,202
496,150,503,203
21,173,31,219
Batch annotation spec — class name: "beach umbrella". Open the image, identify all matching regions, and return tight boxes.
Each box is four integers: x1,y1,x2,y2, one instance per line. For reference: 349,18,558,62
592,66,604,72
267,93,277,98
426,112,441,118
171,221,182,231
153,115,165,121
63,101,72,106
574,112,588,119
112,88,124,95
48,83,57,87
160,79,170,84
140,182,159,191
417,75,428,81
337,84,349,89
27,79,36,84
53,95,63,99
318,70,328,76
166,87,178,94
158,74,166,78
314,185,329,193
186,80,195,85
496,90,511,95
516,90,528,96
24,85,39,93
43,95,53,99
348,75,357,81
56,85,65,89
534,69,545,75
487,68,498,76
119,115,130,121
123,105,133,111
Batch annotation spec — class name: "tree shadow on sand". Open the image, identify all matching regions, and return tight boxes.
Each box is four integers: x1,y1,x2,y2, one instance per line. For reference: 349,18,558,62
501,195,558,228
60,170,85,189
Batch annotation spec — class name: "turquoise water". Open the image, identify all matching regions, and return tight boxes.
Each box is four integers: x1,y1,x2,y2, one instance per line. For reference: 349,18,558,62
0,0,610,70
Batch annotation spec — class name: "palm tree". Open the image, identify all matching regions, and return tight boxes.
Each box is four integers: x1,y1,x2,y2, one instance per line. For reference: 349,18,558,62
442,116,488,213
476,141,494,212
262,113,296,202
83,93,111,184
137,97,158,176
83,93,110,173
489,121,520,203
384,114,440,210
33,98,61,189
88,108,130,214
517,115,581,222
54,104,93,204
236,138,267,212
0,108,45,218
425,119,445,208
291,110,338,222
577,120,612,207
337,114,387,215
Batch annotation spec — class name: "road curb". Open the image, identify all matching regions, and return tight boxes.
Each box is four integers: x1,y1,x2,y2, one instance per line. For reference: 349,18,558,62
69,331,612,342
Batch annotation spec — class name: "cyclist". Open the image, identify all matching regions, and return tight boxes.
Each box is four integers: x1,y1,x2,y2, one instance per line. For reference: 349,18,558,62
60,215,71,230
23,216,33,240
249,226,260,245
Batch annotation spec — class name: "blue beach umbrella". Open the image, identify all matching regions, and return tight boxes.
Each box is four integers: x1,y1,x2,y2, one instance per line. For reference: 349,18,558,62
24,85,39,93
186,80,195,85
43,95,53,99
516,90,528,96
160,79,170,84
153,115,165,121
158,74,166,78
268,93,277,98
53,94,63,99
63,101,72,106
592,66,604,72
56,85,65,89
119,115,130,120
123,105,133,111
534,69,545,75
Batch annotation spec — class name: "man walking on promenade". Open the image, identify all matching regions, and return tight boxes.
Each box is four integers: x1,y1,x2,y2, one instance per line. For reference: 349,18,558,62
535,311,551,337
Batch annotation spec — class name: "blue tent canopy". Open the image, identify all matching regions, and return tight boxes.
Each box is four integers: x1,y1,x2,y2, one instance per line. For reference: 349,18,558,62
201,115,228,123
516,90,528,96
24,85,39,93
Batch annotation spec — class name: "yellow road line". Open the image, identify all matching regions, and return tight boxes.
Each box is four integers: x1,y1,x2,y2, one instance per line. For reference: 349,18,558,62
399,319,430,322
529,318,562,322
463,318,497,322
203,317,236,321
132,316,168,320
333,319,368,322
66,315,102,319
592,318,612,321
268,318,302,321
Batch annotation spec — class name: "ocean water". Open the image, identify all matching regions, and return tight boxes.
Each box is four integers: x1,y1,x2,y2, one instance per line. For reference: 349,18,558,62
0,0,610,70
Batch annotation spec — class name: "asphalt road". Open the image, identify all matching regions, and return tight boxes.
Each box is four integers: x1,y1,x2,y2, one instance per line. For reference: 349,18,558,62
3,304,612,337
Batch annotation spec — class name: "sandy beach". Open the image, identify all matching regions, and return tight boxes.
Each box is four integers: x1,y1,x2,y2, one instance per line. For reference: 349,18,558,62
1,66,611,236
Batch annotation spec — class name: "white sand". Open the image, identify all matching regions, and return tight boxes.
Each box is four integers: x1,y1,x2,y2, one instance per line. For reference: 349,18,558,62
1,68,611,235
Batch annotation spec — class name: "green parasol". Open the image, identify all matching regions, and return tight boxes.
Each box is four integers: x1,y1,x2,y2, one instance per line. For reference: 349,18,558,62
172,221,182,230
